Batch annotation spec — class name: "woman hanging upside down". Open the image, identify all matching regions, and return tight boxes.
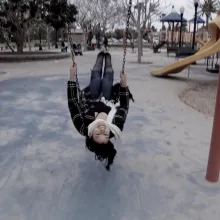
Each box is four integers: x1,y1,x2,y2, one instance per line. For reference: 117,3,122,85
67,51,134,171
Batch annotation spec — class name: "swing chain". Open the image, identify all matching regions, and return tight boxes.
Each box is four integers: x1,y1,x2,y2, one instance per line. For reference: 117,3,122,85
67,22,75,64
67,21,82,106
67,22,80,86
121,0,132,73
66,0,75,64
67,0,79,87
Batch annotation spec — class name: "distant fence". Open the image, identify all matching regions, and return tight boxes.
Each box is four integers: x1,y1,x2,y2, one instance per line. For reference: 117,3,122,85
109,43,151,48
0,42,62,51
0,42,153,51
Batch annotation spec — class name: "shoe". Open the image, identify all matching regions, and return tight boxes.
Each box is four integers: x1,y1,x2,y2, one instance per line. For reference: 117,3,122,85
95,51,105,68
105,52,112,68
97,50,105,57
100,46,107,53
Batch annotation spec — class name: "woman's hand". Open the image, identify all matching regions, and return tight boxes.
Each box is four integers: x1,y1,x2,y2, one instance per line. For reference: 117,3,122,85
120,71,127,87
69,63,77,81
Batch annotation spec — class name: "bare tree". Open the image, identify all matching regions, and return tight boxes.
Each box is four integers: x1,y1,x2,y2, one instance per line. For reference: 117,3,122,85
122,0,164,63
26,21,36,51
94,0,123,34
0,0,44,52
46,26,53,49
73,0,97,49
74,0,123,49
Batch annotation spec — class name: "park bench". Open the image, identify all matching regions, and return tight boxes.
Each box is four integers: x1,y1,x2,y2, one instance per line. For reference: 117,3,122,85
176,47,196,58
167,46,177,57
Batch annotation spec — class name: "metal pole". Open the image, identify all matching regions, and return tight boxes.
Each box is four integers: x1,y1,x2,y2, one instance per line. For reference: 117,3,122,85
205,67,220,182
179,14,183,47
192,3,198,50
171,22,174,45
188,65,190,80
39,26,42,51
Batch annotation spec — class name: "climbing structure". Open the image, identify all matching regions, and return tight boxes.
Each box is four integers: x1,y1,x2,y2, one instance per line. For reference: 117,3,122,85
150,11,220,77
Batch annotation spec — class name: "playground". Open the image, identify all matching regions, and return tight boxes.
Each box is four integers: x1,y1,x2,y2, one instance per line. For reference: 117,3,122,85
1,2,220,220
0,45,220,219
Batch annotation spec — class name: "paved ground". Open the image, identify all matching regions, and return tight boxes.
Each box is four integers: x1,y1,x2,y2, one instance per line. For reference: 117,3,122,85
0,49,220,220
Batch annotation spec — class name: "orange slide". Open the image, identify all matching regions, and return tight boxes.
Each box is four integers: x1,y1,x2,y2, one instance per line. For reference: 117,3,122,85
150,14,220,77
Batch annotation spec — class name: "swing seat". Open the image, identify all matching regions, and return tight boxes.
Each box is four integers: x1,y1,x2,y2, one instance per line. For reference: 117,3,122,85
206,68,219,73
176,47,196,58
72,43,77,50
77,44,83,55
206,64,219,73
72,43,83,56
153,41,166,53
167,46,177,57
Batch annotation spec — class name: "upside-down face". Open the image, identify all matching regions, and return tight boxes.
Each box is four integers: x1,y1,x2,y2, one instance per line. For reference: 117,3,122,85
92,120,110,144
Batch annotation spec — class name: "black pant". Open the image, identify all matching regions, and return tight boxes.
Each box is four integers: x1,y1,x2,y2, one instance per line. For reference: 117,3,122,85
89,53,114,100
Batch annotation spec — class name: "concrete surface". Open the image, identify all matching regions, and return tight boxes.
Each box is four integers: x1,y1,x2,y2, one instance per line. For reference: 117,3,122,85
0,49,220,220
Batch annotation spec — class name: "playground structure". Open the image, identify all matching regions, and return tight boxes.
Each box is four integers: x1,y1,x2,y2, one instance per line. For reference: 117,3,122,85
150,13,220,77
165,30,208,46
152,6,206,54
152,30,208,53
151,11,220,182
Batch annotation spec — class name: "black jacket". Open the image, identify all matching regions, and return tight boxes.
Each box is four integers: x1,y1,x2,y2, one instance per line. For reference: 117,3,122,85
67,81,130,138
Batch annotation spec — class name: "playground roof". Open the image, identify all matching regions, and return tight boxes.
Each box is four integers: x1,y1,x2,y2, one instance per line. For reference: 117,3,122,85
160,12,187,22
188,16,205,24
160,6,187,23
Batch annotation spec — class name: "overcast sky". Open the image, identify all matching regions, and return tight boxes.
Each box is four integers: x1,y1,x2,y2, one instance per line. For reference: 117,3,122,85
72,0,211,31
113,0,200,31
153,0,197,29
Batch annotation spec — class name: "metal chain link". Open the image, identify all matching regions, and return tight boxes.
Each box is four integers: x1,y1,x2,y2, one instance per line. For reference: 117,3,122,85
121,0,132,73
67,21,82,105
67,22,75,65
67,22,80,87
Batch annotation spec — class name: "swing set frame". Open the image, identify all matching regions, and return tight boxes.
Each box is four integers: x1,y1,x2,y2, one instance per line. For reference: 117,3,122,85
66,1,220,183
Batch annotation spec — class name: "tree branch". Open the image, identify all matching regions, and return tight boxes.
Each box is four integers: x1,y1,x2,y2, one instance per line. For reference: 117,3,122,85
0,28,15,52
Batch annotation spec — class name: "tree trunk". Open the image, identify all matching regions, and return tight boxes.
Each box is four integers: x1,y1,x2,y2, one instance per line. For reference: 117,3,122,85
61,28,64,41
137,6,142,63
39,29,42,51
141,38,143,56
28,33,31,51
84,31,88,51
16,40,24,53
15,30,26,53
141,31,144,56
137,30,142,63
55,30,58,48
15,33,25,53
206,14,209,31
46,27,51,49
